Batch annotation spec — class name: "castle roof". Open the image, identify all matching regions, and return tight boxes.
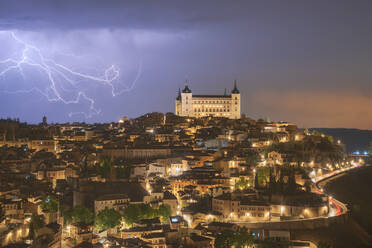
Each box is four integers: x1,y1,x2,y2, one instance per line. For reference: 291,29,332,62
176,88,181,100
193,95,231,98
182,81,192,93
231,80,240,94
180,80,240,95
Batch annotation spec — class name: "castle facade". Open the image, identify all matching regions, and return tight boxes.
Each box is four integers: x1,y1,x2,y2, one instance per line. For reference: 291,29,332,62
175,81,241,119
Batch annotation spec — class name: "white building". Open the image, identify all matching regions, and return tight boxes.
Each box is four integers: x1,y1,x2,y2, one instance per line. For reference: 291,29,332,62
168,160,190,176
175,81,241,119
147,163,166,177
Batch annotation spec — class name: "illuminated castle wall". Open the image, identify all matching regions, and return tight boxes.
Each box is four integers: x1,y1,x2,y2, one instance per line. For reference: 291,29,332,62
175,81,241,119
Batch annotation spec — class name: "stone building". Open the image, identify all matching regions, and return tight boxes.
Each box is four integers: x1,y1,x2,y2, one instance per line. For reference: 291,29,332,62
175,81,241,119
94,194,130,215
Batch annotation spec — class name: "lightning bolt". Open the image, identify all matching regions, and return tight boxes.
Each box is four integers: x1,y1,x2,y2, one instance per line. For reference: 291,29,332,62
0,31,142,118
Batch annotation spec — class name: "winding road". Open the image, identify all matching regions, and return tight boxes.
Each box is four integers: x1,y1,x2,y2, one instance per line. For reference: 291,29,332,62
313,164,364,217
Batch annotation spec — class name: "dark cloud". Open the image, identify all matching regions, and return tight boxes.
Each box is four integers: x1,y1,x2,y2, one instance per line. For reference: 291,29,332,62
0,0,249,31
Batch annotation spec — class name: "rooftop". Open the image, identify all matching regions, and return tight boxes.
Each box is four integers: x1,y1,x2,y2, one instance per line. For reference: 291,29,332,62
193,95,232,98
95,193,129,201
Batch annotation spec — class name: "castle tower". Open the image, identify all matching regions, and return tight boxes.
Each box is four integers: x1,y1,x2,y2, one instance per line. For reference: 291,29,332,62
181,80,193,117
42,116,47,126
175,88,182,116
231,80,241,119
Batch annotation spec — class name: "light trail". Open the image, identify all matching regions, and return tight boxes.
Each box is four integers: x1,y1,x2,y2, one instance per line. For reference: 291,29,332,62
0,31,141,118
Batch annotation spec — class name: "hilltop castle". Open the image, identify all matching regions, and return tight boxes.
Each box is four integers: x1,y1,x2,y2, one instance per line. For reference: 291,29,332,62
175,81,241,119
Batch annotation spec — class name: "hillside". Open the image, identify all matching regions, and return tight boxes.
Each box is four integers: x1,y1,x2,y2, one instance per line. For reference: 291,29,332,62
310,128,372,153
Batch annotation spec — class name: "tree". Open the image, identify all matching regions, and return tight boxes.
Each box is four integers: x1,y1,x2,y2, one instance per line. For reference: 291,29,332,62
122,204,141,226
122,203,155,226
312,130,322,137
234,228,254,247
96,159,112,178
64,206,94,224
157,204,172,223
215,229,254,248
257,166,271,186
122,203,171,226
235,177,249,190
41,196,58,213
215,230,235,248
94,208,121,231
304,128,309,135
29,214,45,239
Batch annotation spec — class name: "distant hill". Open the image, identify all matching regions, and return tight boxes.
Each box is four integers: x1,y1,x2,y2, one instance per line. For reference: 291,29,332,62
310,128,372,154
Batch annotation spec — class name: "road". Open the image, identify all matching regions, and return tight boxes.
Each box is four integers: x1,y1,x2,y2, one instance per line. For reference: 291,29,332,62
230,164,363,226
314,164,364,217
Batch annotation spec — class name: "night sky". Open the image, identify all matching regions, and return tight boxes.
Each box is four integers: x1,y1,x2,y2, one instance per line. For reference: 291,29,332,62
0,0,372,129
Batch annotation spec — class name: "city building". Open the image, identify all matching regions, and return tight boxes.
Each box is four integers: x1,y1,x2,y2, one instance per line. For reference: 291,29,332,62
175,80,241,119
94,194,130,215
